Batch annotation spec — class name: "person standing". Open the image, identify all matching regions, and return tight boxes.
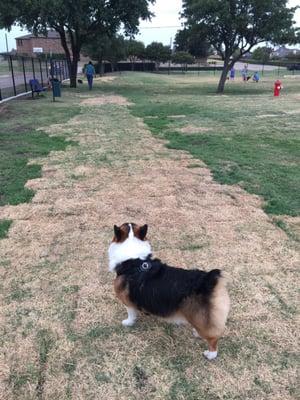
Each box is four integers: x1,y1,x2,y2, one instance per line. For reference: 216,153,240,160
229,66,235,80
241,64,248,82
85,61,95,90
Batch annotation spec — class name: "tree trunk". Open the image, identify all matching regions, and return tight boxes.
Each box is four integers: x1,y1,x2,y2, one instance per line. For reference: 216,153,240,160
97,58,104,76
217,60,231,93
57,27,79,88
69,57,79,88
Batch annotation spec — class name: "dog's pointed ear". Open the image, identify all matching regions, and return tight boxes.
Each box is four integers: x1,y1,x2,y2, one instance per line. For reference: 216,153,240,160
114,225,122,241
139,224,148,240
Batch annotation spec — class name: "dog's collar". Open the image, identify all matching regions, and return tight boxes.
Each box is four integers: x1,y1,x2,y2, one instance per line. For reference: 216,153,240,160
116,256,152,276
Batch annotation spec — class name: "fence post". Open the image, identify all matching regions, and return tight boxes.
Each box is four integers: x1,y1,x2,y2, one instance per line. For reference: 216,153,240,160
22,57,28,92
45,58,49,77
32,58,36,79
10,56,17,96
38,58,43,86
59,61,62,81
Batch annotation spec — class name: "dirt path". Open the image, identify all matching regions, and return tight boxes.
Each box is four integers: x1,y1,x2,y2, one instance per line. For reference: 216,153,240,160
0,92,298,399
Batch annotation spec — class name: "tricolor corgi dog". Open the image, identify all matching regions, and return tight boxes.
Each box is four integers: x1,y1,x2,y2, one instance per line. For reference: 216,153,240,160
108,223,230,360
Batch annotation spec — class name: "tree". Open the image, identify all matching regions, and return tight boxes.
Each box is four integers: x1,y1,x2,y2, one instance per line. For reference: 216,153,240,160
145,42,171,69
104,35,127,72
125,39,145,70
174,27,210,59
0,0,154,87
182,0,299,93
172,51,194,72
252,46,273,62
82,34,110,75
82,34,126,74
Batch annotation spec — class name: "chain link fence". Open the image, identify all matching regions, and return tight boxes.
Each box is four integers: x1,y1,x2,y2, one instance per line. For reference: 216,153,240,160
0,55,69,101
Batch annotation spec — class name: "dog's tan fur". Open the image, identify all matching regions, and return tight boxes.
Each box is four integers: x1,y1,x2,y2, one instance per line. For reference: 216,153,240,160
114,272,230,354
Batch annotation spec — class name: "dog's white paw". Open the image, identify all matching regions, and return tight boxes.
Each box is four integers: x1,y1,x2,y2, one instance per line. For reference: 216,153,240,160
203,350,218,360
192,328,201,338
122,318,136,327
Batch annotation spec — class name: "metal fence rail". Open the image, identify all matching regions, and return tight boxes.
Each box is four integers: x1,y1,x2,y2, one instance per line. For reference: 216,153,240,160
0,55,69,102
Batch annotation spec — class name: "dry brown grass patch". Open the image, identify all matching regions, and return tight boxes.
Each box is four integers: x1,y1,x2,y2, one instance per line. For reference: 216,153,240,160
179,124,212,134
81,95,132,106
0,90,298,399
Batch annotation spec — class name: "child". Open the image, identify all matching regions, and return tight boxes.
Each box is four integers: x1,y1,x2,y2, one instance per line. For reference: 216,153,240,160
241,65,248,81
252,71,259,82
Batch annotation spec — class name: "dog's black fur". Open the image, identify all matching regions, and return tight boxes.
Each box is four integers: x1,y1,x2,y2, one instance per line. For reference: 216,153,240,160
116,256,221,317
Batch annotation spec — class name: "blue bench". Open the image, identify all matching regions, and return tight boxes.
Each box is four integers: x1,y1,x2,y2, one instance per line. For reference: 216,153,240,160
29,79,46,98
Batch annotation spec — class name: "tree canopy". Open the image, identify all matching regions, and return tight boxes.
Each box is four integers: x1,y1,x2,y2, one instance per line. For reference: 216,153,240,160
82,34,126,74
174,27,210,59
172,51,194,65
182,0,299,92
0,0,154,86
252,46,273,62
125,39,145,70
145,42,171,68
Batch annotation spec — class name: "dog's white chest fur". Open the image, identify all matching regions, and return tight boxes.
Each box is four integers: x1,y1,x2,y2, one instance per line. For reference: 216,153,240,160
108,236,151,271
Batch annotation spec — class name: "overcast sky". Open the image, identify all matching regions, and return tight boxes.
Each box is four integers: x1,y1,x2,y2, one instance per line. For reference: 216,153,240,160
0,0,299,52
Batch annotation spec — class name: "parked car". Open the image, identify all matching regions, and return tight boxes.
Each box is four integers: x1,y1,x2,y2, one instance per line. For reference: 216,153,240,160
287,64,300,71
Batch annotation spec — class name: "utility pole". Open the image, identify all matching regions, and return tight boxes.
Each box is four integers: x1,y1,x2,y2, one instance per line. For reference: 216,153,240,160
5,33,9,53
168,37,172,75
5,33,11,71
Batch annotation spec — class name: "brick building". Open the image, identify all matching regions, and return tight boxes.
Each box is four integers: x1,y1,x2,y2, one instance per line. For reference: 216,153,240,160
16,31,65,56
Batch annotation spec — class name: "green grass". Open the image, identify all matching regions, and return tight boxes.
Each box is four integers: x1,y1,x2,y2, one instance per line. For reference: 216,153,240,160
0,219,12,238
0,89,80,238
0,129,70,205
273,218,300,242
105,72,300,217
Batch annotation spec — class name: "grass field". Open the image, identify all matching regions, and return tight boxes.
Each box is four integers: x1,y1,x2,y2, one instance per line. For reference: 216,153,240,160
0,73,299,399
107,72,300,217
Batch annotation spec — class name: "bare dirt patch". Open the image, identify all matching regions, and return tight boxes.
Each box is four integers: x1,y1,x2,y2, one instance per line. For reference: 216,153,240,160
168,114,186,118
94,75,116,82
0,91,298,399
257,114,279,118
81,95,132,106
0,104,9,115
179,124,212,134
285,109,300,114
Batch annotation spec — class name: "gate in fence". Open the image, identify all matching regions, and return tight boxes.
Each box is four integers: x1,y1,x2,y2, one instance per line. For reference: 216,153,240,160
0,55,69,101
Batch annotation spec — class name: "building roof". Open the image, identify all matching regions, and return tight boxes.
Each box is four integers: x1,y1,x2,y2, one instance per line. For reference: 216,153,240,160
272,46,300,56
16,31,60,40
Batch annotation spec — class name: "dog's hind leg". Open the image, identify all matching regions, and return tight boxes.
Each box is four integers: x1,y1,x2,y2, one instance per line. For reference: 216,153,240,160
122,307,138,327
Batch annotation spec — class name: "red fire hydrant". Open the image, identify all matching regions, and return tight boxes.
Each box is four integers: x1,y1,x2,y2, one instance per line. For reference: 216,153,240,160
274,79,282,96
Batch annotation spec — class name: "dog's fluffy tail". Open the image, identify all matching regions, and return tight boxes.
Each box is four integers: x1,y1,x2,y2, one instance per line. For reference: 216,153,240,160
197,269,222,296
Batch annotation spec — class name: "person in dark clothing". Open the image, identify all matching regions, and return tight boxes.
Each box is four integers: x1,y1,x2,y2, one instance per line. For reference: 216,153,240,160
85,61,95,90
